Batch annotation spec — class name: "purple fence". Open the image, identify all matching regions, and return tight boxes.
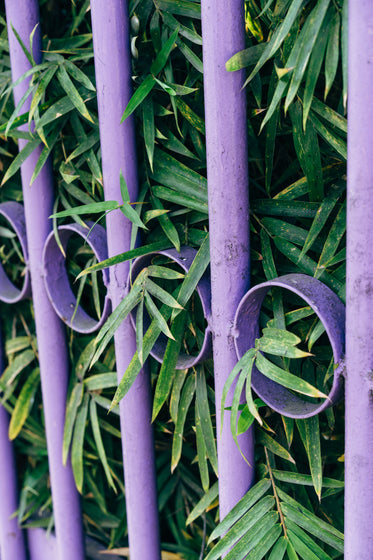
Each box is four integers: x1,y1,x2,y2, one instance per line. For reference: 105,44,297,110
0,1,369,559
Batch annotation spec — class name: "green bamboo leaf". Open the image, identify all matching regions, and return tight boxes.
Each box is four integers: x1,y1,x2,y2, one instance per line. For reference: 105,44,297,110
195,404,209,492
152,310,187,420
8,367,40,440
144,277,183,309
254,199,320,218
62,382,84,465
171,373,195,472
175,98,205,134
154,0,201,19
161,11,202,44
120,200,147,229
151,195,181,251
135,298,144,365
83,372,117,391
196,367,218,475
273,469,343,488
208,478,271,543
1,137,41,186
51,200,119,218
144,291,175,340
316,204,346,276
29,65,58,124
257,331,311,359
265,70,280,193
175,37,203,73
268,536,288,560
151,25,179,76
71,392,89,493
1,349,35,387
296,417,322,499
186,481,219,525
286,520,333,560
287,539,300,560
257,431,295,464
246,523,282,560
147,265,184,280
310,97,347,134
142,96,155,171
89,399,116,492
64,59,96,92
224,513,279,560
5,337,34,355
170,368,188,424
57,64,94,122
244,0,304,85
91,281,143,365
324,11,340,100
151,147,207,198
308,112,347,160
302,17,330,128
280,498,344,552
152,185,208,213
121,74,156,122
66,130,100,162
10,23,36,67
289,100,323,201
206,498,276,560
284,0,331,111
226,43,266,72
256,353,327,399
30,123,62,184
77,240,171,279
299,183,344,259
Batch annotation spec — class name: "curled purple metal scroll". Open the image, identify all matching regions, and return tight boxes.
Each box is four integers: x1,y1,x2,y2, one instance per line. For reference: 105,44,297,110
0,201,30,303
234,273,345,419
43,223,110,333
130,246,212,368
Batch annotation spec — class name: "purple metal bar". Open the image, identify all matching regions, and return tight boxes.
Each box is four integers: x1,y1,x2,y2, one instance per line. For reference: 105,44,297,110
0,330,28,560
346,3,373,558
201,0,254,518
90,2,161,559
4,3,85,559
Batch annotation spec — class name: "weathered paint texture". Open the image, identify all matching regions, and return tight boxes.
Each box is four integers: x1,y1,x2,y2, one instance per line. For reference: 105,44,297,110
201,0,255,519
4,2,85,559
90,2,161,558
346,2,373,558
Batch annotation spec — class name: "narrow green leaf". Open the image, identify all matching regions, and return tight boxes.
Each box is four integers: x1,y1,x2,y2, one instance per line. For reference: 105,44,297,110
224,513,279,560
147,265,184,280
324,11,340,99
57,64,94,122
284,0,331,111
145,277,183,309
226,43,266,72
1,137,41,186
151,195,180,251
11,23,36,66
8,367,40,440
195,404,209,492
208,478,271,543
341,0,348,110
246,523,282,560
296,417,322,499
64,59,96,92
286,520,333,560
152,185,208,213
120,201,147,229
287,539,300,560
154,0,201,19
268,536,288,560
171,373,195,471
142,96,155,170
161,11,202,44
71,392,89,493
62,382,84,465
257,431,295,464
206,498,276,560
309,112,347,160
121,74,156,122
144,291,175,340
151,27,179,75
257,332,311,359
273,469,343,488
152,310,187,420
186,481,219,525
175,98,205,134
196,367,218,475
1,349,35,387
89,399,116,492
29,65,58,124
256,353,328,399
135,298,144,365
83,372,117,391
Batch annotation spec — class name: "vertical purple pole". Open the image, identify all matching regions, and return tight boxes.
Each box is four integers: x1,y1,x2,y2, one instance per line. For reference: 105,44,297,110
201,1,254,519
4,3,85,559
0,331,28,560
346,3,373,559
90,2,161,559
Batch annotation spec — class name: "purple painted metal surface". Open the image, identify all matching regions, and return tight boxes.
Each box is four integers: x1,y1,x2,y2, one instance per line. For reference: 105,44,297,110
0,202,30,303
234,274,345,418
201,0,254,518
0,330,27,560
90,1,161,558
4,3,85,559
43,223,110,333
130,247,212,368
346,3,373,558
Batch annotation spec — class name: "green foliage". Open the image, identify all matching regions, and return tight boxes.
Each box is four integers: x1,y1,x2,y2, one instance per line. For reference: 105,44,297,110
0,0,346,558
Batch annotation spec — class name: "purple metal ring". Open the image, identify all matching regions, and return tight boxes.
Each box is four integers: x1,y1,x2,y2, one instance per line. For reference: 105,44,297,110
43,223,110,334
130,246,212,368
0,201,30,303
234,273,345,418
